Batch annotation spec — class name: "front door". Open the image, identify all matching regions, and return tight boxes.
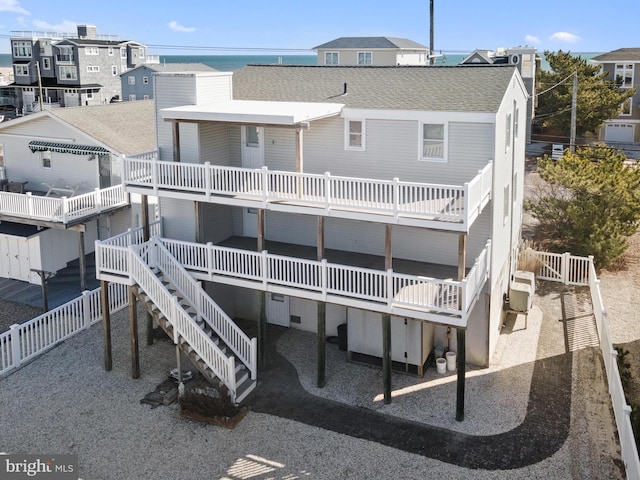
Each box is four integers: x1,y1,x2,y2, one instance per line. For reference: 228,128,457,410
242,126,265,237
98,154,112,188
267,293,290,327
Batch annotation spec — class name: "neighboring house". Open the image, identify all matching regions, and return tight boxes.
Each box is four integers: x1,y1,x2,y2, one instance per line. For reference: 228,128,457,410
120,63,217,101
313,37,429,66
462,46,538,142
591,48,640,143
95,65,527,415
0,99,155,286
10,24,159,113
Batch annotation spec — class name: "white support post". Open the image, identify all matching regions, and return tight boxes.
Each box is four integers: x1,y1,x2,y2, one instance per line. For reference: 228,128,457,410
262,166,269,203
82,290,92,329
386,268,394,307
393,177,400,219
94,187,102,212
152,160,158,195
261,250,269,289
562,252,571,284
321,259,328,298
26,192,34,218
10,324,21,369
250,337,258,380
324,172,331,212
61,196,69,223
207,242,214,281
204,162,211,199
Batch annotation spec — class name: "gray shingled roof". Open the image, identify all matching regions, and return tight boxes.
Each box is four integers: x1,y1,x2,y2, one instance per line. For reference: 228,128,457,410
591,48,640,62
313,37,428,50
50,100,156,155
147,63,217,73
233,65,516,113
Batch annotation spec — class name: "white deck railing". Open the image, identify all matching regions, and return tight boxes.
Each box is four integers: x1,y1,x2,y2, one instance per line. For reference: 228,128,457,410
522,249,640,480
113,237,491,324
123,159,493,229
0,184,128,224
0,283,128,377
154,239,257,380
129,243,239,400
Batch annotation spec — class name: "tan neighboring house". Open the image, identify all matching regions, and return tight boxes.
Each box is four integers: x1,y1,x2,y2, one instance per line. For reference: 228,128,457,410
313,37,429,66
0,100,155,286
591,48,640,144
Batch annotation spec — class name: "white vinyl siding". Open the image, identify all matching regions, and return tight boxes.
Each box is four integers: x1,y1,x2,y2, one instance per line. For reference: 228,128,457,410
158,198,196,242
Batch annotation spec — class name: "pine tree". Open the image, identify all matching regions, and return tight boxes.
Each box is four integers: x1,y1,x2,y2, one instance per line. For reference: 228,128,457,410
526,145,640,268
536,51,636,137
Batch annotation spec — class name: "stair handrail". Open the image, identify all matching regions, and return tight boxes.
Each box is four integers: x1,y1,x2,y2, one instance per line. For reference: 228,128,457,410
128,243,237,397
153,237,257,380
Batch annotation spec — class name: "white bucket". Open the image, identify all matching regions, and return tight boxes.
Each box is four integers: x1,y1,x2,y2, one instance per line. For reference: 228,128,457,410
436,357,447,374
446,351,456,371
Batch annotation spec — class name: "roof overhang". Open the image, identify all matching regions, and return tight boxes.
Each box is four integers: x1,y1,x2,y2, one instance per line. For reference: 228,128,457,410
160,100,344,126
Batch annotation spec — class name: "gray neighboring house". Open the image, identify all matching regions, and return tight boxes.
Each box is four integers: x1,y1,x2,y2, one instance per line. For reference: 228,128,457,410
591,48,640,144
10,24,158,112
120,63,217,101
462,47,539,142
313,37,429,66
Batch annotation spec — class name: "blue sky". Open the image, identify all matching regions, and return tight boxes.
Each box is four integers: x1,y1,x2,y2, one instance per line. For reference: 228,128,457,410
0,0,634,55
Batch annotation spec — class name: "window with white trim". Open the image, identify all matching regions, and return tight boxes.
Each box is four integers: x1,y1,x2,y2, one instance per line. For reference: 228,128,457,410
344,119,365,150
42,58,50,70
503,184,510,224
13,41,32,58
143,76,149,84
15,65,28,76
120,48,127,59
41,150,52,169
615,64,634,87
108,47,114,56
85,47,99,55
128,76,135,85
357,51,372,65
129,94,137,101
621,97,632,116
505,113,512,152
143,95,149,100
325,52,339,65
86,65,100,73
420,123,445,160
59,66,77,80
86,90,94,100
112,65,118,76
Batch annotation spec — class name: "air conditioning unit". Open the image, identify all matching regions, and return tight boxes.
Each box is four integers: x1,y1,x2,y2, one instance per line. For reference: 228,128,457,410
510,54,520,65
513,270,535,296
508,282,532,313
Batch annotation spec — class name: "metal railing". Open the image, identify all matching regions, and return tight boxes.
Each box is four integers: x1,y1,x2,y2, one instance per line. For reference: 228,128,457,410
0,185,128,224
123,159,493,229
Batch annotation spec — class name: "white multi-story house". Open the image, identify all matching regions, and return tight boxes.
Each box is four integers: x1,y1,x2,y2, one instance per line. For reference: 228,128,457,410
0,100,155,288
95,65,527,419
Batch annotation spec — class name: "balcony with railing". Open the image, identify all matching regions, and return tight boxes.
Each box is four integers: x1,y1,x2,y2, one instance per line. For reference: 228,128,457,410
96,232,491,328
0,184,129,226
123,158,493,232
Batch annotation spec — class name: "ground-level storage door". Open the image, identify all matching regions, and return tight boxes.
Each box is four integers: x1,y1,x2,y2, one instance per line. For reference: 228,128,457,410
267,293,290,327
0,234,33,283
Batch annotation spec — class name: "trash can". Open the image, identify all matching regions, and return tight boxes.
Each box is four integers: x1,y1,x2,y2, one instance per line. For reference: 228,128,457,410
337,323,347,352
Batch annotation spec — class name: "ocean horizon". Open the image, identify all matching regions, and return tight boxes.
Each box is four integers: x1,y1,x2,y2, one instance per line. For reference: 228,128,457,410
0,52,604,72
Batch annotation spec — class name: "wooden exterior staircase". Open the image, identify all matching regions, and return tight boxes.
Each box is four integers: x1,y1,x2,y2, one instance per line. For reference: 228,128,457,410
127,238,257,404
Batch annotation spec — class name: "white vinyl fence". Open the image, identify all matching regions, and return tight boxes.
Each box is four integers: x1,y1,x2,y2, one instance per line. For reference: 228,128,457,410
523,249,640,480
0,283,128,377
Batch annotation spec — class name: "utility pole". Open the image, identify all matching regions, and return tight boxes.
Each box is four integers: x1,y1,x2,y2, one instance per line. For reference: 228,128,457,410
35,61,43,112
569,70,577,153
429,0,434,66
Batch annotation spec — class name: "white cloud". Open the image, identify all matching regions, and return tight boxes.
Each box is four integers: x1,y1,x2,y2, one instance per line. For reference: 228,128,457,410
31,19,78,33
549,32,581,44
0,0,29,15
168,20,195,33
524,34,540,45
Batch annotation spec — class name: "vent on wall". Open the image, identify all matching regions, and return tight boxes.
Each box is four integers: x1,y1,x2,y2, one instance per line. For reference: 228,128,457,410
290,315,301,324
